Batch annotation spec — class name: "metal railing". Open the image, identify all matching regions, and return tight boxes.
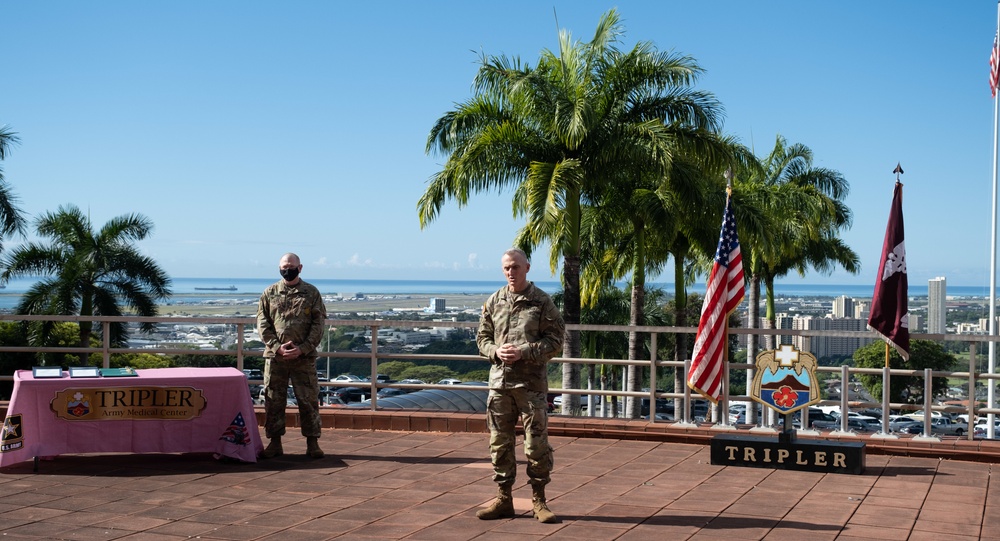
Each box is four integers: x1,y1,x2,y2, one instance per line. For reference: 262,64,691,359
0,314,996,441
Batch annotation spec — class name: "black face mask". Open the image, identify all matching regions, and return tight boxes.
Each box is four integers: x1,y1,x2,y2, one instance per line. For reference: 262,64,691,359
280,267,300,282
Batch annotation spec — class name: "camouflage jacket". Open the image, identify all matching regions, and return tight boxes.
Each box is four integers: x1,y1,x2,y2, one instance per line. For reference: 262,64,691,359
477,282,564,391
257,279,327,359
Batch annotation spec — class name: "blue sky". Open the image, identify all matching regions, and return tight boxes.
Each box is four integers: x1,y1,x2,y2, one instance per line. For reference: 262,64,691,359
2,1,997,288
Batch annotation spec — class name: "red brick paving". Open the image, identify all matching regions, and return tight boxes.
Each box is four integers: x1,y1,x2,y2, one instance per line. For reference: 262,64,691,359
0,426,998,540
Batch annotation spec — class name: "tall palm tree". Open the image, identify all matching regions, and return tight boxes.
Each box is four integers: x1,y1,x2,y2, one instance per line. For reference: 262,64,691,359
0,125,28,252
0,205,171,364
734,136,858,423
419,9,724,412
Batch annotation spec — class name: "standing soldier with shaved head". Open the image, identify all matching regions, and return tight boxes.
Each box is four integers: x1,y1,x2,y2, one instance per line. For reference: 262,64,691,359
257,252,327,459
476,248,564,523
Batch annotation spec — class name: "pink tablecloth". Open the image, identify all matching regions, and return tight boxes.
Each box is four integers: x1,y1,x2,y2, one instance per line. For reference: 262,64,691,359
0,367,263,468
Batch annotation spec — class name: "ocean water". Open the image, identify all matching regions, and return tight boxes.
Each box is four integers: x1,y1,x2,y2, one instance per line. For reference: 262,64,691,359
0,276,989,312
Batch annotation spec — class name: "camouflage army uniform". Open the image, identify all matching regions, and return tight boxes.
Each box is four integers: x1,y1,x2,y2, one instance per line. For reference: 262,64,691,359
477,282,564,489
257,279,326,440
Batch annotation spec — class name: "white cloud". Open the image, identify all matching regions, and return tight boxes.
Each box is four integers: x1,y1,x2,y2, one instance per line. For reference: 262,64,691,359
347,254,374,267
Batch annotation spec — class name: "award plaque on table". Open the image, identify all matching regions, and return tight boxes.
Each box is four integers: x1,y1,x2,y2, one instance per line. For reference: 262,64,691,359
32,366,64,378
69,366,100,378
100,367,139,377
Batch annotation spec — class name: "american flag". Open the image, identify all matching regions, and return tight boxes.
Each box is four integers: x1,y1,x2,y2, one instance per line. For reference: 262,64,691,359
219,412,251,446
687,193,745,403
991,30,999,98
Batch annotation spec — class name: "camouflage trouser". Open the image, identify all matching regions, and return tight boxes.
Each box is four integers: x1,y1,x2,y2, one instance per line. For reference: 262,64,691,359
486,388,553,487
263,356,322,439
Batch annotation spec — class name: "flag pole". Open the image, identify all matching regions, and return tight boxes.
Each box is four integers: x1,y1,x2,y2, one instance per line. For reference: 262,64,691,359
989,0,1000,441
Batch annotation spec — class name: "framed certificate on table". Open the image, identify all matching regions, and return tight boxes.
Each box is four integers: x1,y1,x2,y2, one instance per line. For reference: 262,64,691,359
32,366,63,378
69,366,101,378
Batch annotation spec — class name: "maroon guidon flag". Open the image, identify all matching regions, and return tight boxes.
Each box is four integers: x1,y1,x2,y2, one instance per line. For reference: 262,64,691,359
688,191,745,402
867,181,910,360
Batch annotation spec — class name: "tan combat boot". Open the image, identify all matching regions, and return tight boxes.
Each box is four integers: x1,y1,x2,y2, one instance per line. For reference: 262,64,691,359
476,484,515,520
261,437,283,458
306,437,324,459
531,484,557,523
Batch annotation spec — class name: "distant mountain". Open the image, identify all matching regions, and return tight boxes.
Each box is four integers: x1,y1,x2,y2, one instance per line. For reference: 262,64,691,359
761,374,809,392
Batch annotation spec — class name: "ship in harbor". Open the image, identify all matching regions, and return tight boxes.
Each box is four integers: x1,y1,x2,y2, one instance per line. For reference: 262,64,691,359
194,286,237,291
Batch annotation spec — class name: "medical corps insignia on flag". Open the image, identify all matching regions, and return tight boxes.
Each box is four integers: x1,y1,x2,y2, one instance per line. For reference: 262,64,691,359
750,345,820,415
220,412,251,446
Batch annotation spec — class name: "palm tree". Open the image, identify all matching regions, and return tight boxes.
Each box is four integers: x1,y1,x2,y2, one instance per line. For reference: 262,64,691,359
419,9,724,413
0,125,28,252
734,136,858,421
746,136,858,337
0,205,171,364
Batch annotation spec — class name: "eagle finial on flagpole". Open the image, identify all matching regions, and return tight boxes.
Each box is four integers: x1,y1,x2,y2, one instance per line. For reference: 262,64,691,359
893,163,904,183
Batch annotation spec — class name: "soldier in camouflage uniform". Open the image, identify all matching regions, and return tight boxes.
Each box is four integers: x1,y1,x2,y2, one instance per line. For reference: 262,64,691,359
257,253,327,459
476,248,564,523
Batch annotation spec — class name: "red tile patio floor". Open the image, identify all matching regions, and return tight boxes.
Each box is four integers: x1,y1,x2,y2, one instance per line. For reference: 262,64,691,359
2,424,999,540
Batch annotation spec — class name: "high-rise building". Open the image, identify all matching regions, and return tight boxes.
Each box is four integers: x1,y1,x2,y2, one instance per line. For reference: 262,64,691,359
792,315,875,359
832,295,854,318
854,300,870,322
928,276,947,334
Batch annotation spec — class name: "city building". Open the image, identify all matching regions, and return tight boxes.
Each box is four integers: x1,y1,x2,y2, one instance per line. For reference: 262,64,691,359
928,276,947,333
832,295,854,318
792,315,876,359
853,300,870,322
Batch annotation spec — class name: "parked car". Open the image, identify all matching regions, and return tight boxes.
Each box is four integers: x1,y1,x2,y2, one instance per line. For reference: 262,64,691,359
904,410,945,421
640,398,673,417
832,410,879,424
729,403,763,425
552,394,601,408
974,421,1000,438
376,387,409,398
794,408,839,429
845,418,879,433
326,386,367,404
902,417,966,436
332,374,363,383
437,378,463,385
398,379,425,385
242,368,264,381
928,417,967,436
888,415,921,433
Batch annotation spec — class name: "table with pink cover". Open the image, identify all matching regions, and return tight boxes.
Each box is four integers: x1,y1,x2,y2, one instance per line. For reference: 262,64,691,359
0,367,264,468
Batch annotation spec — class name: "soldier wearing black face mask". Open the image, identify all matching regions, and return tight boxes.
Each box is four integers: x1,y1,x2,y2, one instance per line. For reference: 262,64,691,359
257,252,327,459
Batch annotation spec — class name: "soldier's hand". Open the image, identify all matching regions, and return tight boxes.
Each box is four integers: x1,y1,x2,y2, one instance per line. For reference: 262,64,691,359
279,341,301,360
497,343,522,365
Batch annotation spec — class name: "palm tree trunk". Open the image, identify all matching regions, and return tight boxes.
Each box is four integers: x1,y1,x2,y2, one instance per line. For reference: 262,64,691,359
671,250,688,419
78,292,93,366
763,274,778,350
561,254,582,414
625,225,646,418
